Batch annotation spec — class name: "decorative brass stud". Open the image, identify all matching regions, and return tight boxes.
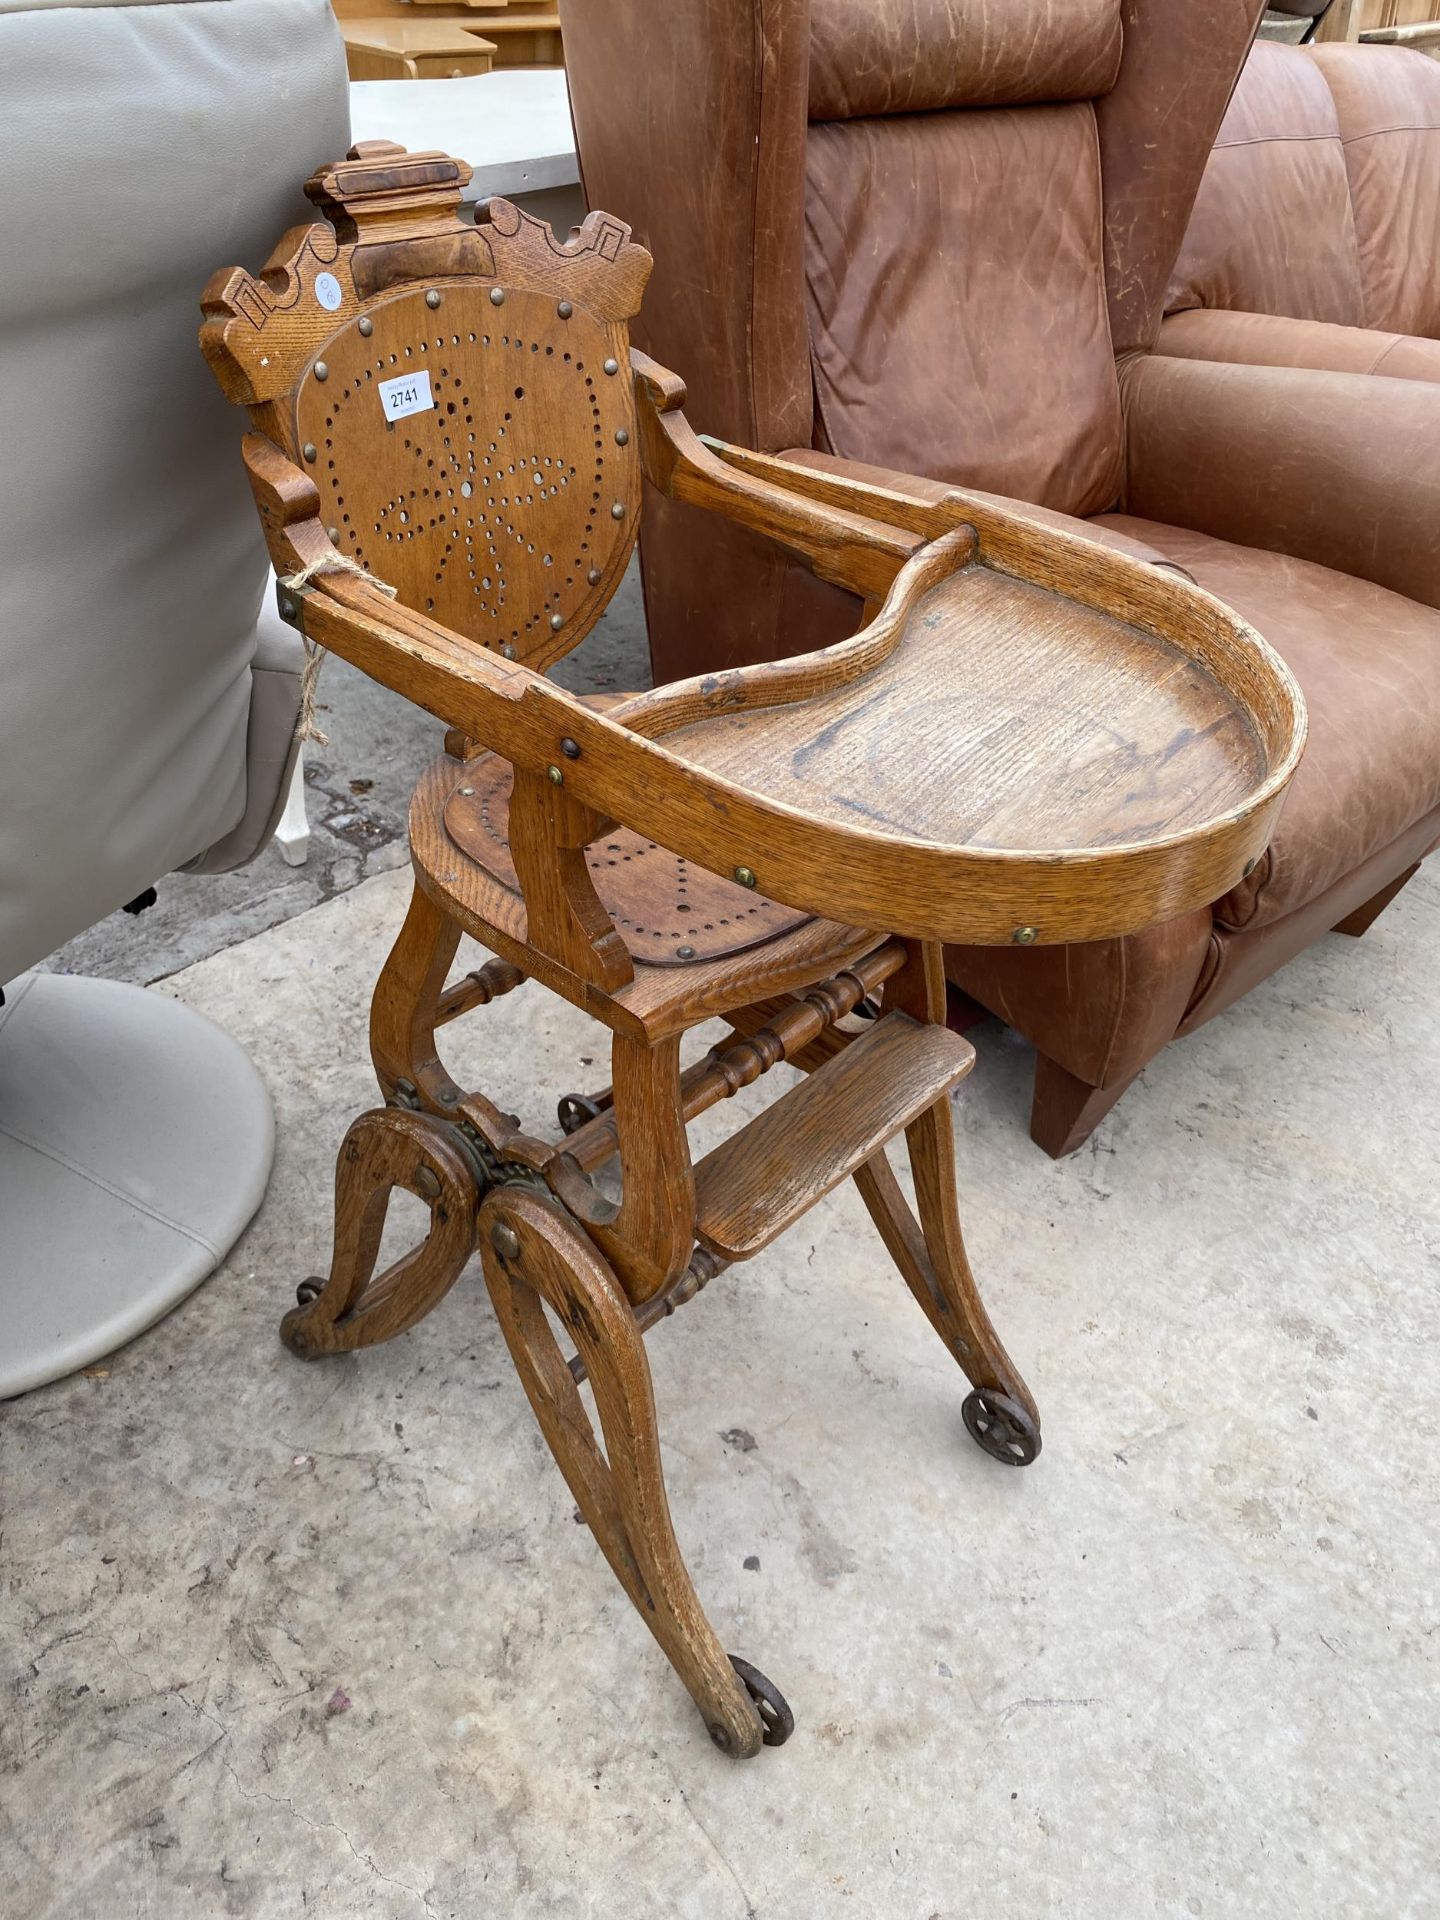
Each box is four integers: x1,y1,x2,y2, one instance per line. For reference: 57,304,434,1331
490,286,506,307
327,526,339,543
459,785,475,796
676,945,696,960
611,502,626,520
614,427,630,446
603,357,619,376
426,289,442,310
733,866,757,889
502,643,517,659
586,566,602,585
491,1220,521,1261
302,443,317,463
313,360,328,382
550,612,565,631
557,300,573,319
358,316,374,337
560,737,580,760
1012,925,1039,945
546,764,564,785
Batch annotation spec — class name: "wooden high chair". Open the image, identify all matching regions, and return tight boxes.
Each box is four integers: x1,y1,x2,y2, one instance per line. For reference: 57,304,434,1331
202,143,1305,1758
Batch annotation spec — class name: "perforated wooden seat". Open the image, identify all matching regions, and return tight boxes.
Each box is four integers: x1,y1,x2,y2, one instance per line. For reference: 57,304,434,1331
440,749,817,966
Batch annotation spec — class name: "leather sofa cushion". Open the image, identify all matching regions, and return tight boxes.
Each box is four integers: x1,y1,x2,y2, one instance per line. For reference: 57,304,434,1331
1158,307,1440,382
805,106,1124,519
1097,517,1440,931
1312,43,1440,340
1167,40,1363,327
809,0,1122,120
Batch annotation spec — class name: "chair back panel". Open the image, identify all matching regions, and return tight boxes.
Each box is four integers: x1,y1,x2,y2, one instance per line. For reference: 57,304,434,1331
203,143,652,672
1167,40,1364,327
805,106,1125,519
809,0,1123,118
1312,42,1440,340
295,281,636,657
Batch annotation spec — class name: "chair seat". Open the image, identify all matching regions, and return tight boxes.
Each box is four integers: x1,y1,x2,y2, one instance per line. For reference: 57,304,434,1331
407,751,883,1039
1097,517,1440,931
443,749,816,966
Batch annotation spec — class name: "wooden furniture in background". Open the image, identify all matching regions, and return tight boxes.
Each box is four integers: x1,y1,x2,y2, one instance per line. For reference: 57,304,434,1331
1311,0,1440,41
340,18,495,79
332,0,561,76
201,143,1305,1756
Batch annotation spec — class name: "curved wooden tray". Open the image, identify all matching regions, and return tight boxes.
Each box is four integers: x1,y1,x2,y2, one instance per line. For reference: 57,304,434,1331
619,498,1306,949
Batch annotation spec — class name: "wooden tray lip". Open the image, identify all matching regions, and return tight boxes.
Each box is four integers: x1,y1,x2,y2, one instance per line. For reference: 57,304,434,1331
299,536,1307,945
644,546,1309,874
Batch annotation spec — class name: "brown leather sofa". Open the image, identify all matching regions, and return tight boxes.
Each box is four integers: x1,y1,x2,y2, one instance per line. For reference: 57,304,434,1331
560,0,1440,1155
1165,37,1440,377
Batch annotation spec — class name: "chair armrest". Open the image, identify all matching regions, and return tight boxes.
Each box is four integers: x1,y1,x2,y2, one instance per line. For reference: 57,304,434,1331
1158,308,1440,384
1119,352,1440,610
630,353,924,600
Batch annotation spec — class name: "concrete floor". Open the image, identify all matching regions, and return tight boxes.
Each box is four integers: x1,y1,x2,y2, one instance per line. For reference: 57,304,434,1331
4,848,1437,1917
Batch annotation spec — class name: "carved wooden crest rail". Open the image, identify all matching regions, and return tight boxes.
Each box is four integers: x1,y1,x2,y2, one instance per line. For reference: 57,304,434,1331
203,142,1304,1757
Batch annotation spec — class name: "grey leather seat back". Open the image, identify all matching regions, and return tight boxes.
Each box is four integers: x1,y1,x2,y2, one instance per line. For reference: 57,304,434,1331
0,0,350,981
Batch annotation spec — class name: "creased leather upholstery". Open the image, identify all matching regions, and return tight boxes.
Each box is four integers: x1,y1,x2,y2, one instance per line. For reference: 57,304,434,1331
1097,0,1268,355
1167,40,1363,326
1312,43,1440,340
806,108,1124,518
1179,802,1440,1034
1119,353,1440,610
1098,518,1440,931
568,0,812,457
808,0,1122,119
0,0,349,982
1171,40,1440,345
1157,306,1440,382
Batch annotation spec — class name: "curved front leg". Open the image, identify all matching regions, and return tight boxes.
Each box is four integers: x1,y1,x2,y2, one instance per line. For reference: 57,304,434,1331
479,1188,783,1756
281,1107,480,1358
857,941,1041,1466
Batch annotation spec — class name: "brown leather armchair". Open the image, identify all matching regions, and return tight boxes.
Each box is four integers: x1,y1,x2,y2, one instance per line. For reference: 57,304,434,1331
561,0,1440,1155
1164,38,1440,378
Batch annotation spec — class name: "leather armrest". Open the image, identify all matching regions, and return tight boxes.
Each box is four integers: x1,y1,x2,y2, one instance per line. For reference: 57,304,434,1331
1158,308,1440,384
781,447,1194,576
1119,352,1440,610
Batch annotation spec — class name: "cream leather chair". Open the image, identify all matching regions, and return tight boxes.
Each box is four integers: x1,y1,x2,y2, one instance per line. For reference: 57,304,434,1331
0,0,349,1395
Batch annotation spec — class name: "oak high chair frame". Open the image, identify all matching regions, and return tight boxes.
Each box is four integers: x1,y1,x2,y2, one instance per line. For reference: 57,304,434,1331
202,143,1305,1758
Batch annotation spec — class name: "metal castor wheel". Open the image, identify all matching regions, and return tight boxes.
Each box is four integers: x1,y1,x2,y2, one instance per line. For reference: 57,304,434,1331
557,1092,606,1135
962,1388,1041,1466
725,1655,795,1749
295,1277,325,1307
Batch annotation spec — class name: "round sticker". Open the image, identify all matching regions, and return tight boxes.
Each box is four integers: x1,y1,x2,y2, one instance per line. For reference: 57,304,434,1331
315,272,343,312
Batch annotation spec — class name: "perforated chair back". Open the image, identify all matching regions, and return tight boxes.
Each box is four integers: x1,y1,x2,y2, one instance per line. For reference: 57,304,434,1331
203,142,651,674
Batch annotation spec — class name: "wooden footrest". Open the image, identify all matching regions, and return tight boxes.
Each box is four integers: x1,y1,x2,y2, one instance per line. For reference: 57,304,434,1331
691,1012,975,1260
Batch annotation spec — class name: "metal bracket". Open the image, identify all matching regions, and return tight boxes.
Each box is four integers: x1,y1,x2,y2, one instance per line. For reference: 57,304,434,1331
275,577,316,634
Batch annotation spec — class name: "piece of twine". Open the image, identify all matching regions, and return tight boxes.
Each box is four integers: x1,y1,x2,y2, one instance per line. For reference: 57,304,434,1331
279,551,398,747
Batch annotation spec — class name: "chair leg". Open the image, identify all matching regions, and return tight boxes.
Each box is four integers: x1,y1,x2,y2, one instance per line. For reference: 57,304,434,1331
281,1107,480,1358
479,1187,786,1757
1332,862,1420,938
1030,1052,1137,1159
861,940,1040,1466
370,881,463,1104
